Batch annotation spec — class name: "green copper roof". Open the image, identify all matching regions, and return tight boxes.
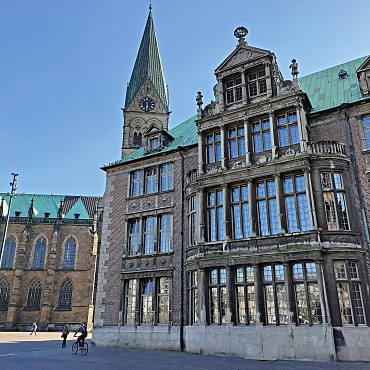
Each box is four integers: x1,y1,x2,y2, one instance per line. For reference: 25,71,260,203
300,55,369,113
65,198,90,219
124,10,169,112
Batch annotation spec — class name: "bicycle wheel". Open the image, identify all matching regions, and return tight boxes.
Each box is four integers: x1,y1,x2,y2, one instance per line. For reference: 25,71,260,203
72,342,78,354
81,343,88,355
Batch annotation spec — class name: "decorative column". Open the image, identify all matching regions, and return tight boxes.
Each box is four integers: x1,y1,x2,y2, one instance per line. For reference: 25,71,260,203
226,267,234,324
265,62,273,98
221,124,227,170
244,118,252,165
303,168,318,229
283,263,296,324
248,180,257,236
315,261,331,325
296,100,308,153
274,174,287,233
269,111,278,158
198,268,207,325
198,130,205,174
241,71,247,104
253,264,264,324
138,216,143,255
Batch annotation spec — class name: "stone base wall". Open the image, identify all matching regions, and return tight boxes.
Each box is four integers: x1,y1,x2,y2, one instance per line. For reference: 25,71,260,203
92,325,370,362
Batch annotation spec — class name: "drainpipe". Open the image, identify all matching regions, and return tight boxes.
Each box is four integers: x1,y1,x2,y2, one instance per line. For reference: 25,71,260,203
178,145,185,351
340,103,370,252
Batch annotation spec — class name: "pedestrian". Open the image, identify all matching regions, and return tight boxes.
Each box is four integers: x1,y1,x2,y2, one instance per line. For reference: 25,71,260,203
61,325,69,348
30,322,37,336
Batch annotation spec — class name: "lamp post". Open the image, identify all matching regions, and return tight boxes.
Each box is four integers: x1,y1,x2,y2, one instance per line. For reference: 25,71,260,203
0,173,18,268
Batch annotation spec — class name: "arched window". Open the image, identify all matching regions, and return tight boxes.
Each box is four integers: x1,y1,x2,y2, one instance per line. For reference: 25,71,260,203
31,237,46,269
133,132,142,147
26,279,42,309
0,278,11,309
58,279,73,309
1,236,16,269
62,237,76,270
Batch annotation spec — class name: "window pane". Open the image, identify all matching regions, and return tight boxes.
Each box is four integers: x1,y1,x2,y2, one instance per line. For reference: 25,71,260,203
239,137,246,156
290,125,299,145
263,131,272,151
333,173,343,189
242,203,250,238
279,127,288,147
269,199,279,235
264,285,276,324
276,285,288,324
210,287,218,323
295,283,309,324
295,176,306,192
1,236,16,269
284,178,294,193
274,265,284,280
353,283,365,325
236,286,246,323
58,279,73,309
286,196,298,232
254,134,262,153
298,194,310,231
293,264,304,279
0,279,11,309
336,282,353,325
233,205,242,239
62,237,76,269
308,283,323,324
258,200,269,236
230,140,237,158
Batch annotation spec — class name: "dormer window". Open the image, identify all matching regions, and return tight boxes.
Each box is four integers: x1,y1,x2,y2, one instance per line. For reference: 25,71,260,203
74,213,80,219
338,69,348,80
248,69,267,97
44,213,50,218
150,138,159,150
15,211,21,217
224,75,242,104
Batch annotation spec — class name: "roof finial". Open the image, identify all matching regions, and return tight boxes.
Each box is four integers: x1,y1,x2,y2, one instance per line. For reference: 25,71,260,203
149,0,152,10
234,27,248,46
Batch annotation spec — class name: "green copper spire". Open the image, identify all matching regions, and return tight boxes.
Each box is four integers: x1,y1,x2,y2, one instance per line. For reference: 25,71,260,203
125,9,169,112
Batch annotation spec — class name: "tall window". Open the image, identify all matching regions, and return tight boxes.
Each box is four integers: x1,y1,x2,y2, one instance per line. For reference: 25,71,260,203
143,217,155,254
284,175,310,232
235,267,256,325
145,168,157,194
224,75,242,104
263,265,288,325
160,164,172,191
131,171,143,197
248,69,267,97
252,118,271,153
189,271,198,324
206,132,221,163
62,237,76,270
141,279,153,324
209,268,227,324
207,190,224,242
26,279,42,309
58,279,73,309
124,279,137,324
0,278,11,309
158,277,170,324
363,116,370,149
293,263,322,325
229,126,246,159
278,111,299,147
257,181,279,236
128,220,140,255
1,235,16,269
333,261,365,325
31,237,46,270
159,214,171,252
133,132,142,147
188,195,197,245
321,172,350,230
231,185,250,239
149,138,158,150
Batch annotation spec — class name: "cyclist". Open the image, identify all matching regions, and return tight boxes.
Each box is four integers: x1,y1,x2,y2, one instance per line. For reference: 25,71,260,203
74,323,87,348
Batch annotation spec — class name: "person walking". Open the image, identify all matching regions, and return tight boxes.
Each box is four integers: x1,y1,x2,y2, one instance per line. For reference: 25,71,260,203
30,322,37,336
61,325,69,348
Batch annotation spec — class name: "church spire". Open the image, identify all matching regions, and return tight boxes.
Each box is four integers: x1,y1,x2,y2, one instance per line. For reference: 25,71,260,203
124,8,169,112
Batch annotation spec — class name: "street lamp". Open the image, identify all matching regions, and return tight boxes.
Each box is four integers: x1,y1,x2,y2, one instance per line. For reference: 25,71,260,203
0,173,18,268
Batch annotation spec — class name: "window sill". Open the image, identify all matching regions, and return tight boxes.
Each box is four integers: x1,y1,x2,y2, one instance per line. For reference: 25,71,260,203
23,307,41,311
128,188,174,200
54,308,72,311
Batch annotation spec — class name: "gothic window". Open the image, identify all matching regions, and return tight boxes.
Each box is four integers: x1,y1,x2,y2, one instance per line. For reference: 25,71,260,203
263,265,288,325
188,195,197,246
157,277,170,324
160,164,172,191
159,214,171,252
141,279,153,324
321,172,350,230
133,132,142,147
333,261,366,325
207,190,224,241
124,279,137,324
231,185,250,239
145,168,157,194
252,118,271,153
62,237,76,270
257,181,279,236
209,268,227,324
0,235,16,269
278,111,299,147
58,279,73,309
131,171,143,197
0,278,11,310
189,271,198,325
31,237,46,270
229,126,246,159
284,175,310,232
26,279,42,309
143,217,155,254
248,69,267,97
235,267,256,325
363,116,370,149
206,132,221,163
293,263,322,325
224,75,242,104
128,219,140,255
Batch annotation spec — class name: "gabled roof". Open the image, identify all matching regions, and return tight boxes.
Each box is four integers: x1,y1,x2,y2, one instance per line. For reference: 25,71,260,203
124,10,169,112
299,55,370,113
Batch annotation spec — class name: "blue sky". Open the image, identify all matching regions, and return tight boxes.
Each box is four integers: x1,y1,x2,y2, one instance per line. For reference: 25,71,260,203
1,0,369,196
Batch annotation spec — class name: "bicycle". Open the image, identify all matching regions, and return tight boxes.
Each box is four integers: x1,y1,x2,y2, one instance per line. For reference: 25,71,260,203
72,335,88,355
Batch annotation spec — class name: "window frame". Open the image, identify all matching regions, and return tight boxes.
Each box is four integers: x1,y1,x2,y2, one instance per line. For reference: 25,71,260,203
26,279,42,310
252,118,271,153
208,268,227,324
31,236,47,270
277,111,299,147
207,189,224,242
248,69,267,98
188,195,197,246
0,278,11,310
57,279,73,310
231,185,250,239
188,271,198,325
206,131,221,164
224,74,243,105
0,235,16,269
235,266,256,325
131,171,143,197
228,125,246,159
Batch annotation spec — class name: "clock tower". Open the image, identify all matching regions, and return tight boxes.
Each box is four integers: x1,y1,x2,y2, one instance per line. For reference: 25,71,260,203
121,6,170,158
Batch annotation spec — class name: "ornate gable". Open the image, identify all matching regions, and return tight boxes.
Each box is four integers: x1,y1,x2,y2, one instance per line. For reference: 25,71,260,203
357,56,370,96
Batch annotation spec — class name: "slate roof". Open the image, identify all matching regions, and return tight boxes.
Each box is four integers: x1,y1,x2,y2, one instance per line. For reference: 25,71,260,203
0,193,100,219
124,10,169,112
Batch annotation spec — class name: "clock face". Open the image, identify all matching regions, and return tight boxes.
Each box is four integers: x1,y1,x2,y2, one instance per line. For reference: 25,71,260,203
139,98,155,112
